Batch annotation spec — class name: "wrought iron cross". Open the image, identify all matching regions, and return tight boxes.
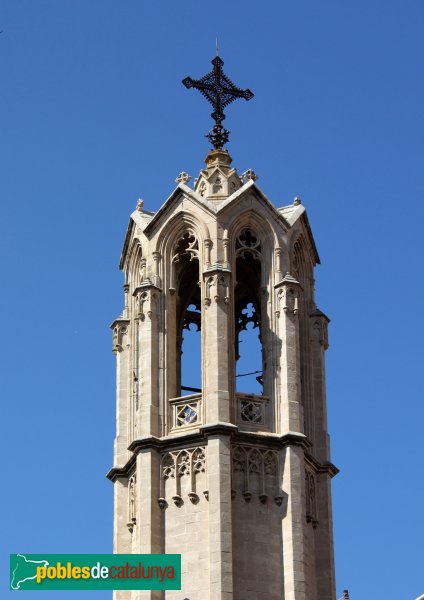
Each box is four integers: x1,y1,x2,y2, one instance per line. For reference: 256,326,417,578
182,56,254,149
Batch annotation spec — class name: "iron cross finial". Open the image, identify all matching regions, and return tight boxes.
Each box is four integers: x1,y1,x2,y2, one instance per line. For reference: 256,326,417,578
182,56,254,149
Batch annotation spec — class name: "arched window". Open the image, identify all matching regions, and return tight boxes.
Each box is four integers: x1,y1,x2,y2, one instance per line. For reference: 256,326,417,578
181,302,201,395
234,228,263,395
172,230,201,397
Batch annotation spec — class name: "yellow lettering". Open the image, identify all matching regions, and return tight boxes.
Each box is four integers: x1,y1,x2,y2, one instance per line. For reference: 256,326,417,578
47,566,56,579
36,566,46,584
81,566,90,579
57,562,67,579
72,566,81,578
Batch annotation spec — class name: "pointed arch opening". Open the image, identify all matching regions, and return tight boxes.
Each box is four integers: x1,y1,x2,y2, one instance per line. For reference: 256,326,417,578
234,228,264,397
173,230,202,398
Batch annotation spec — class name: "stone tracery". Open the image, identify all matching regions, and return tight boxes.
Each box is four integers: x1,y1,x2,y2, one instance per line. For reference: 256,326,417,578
127,473,136,533
234,228,264,394
305,468,318,528
170,229,202,397
158,446,207,508
231,444,281,504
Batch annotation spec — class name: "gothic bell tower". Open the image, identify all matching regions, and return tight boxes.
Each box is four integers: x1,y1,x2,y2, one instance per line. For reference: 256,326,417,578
107,56,338,600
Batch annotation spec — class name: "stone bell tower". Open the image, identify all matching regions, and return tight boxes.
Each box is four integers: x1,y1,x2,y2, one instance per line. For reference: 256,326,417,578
107,56,338,600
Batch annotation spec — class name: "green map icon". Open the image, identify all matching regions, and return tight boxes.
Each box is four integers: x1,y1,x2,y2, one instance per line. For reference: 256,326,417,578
10,554,50,590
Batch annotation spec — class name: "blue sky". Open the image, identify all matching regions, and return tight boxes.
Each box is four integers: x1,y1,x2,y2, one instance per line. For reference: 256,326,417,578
1,1,423,598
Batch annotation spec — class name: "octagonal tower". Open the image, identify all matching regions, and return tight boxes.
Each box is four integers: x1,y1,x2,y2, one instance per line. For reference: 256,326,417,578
107,144,338,600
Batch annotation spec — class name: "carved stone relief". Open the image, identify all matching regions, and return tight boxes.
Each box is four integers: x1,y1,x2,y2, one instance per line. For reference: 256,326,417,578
158,447,207,509
231,444,282,505
235,228,262,261
112,321,129,354
204,272,230,305
170,229,199,292
134,287,158,322
275,274,301,318
305,468,318,528
311,317,329,349
127,472,136,533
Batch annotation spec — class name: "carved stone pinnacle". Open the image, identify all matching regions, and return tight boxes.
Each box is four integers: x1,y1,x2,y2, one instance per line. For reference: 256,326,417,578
176,172,191,184
241,169,258,183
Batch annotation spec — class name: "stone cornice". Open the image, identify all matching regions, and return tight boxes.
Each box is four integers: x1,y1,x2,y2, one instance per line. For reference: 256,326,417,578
132,281,162,295
142,185,217,236
119,218,135,271
233,430,310,450
106,426,336,482
203,263,231,275
106,454,137,482
109,317,130,330
305,452,339,478
200,422,239,436
310,307,330,323
274,273,302,289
